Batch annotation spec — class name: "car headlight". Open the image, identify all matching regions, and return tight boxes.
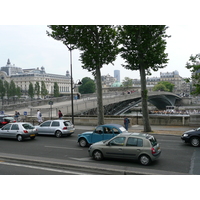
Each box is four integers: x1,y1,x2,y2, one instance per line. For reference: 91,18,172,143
183,133,188,137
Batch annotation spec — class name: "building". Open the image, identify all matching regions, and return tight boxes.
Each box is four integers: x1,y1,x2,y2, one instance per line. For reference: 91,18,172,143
114,70,120,82
0,59,72,97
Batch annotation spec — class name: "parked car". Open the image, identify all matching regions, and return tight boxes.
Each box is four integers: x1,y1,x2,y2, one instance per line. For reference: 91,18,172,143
35,120,75,137
181,127,200,147
0,122,37,142
0,115,16,128
77,124,128,147
88,132,161,165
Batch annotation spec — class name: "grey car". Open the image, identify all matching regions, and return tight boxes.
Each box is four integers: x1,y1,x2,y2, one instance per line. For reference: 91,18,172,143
36,120,75,137
88,132,161,165
0,122,37,142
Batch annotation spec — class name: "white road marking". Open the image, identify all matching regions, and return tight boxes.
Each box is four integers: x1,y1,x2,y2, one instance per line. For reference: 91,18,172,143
45,146,83,150
0,161,90,175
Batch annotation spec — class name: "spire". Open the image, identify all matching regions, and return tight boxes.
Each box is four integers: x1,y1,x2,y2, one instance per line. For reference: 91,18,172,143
7,59,11,65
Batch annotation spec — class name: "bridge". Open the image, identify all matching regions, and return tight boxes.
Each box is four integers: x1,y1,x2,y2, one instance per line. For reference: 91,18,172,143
5,91,181,117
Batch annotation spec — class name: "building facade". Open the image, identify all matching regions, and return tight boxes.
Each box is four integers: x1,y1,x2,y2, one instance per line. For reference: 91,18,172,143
0,59,72,97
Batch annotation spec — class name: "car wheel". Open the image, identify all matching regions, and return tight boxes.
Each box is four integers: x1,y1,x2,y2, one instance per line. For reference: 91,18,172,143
17,135,23,142
190,137,200,147
79,138,88,147
55,130,62,138
139,155,151,166
93,150,103,161
30,136,35,140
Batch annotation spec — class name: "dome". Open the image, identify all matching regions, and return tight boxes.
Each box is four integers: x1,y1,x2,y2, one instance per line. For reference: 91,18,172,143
111,81,122,87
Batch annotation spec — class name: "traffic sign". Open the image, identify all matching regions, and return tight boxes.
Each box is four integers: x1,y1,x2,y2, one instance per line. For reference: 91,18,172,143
49,101,53,105
24,111,28,116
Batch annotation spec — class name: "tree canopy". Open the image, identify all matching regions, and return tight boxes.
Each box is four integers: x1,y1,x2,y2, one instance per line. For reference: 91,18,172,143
153,81,174,92
78,77,96,94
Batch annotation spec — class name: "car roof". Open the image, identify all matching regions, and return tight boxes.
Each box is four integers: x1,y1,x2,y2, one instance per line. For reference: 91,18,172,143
119,132,150,138
99,124,123,128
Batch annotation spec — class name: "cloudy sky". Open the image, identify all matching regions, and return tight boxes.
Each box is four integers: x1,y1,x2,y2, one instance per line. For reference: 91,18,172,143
0,1,199,84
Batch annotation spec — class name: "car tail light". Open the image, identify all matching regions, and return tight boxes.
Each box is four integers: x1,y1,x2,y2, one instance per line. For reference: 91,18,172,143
151,147,156,155
23,130,28,133
63,127,68,130
1,122,7,125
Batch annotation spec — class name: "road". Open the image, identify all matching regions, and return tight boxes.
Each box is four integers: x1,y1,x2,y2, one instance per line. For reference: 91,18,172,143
0,128,200,175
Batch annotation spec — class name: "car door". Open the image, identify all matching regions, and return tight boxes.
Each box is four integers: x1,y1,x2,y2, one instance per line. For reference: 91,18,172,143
102,126,115,141
50,121,60,134
9,124,20,139
38,121,52,134
103,136,126,159
0,124,12,138
123,137,143,159
91,126,104,143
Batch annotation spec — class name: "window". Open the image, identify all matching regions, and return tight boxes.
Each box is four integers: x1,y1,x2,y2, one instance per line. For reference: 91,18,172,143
113,128,120,134
103,127,112,134
126,137,143,147
94,126,103,134
110,137,125,146
51,121,60,127
22,124,34,129
11,124,19,130
2,124,12,130
40,121,51,127
64,121,72,126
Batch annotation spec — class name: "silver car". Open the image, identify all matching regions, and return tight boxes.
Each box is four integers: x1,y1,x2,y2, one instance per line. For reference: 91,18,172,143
36,120,75,138
88,132,161,165
0,122,37,142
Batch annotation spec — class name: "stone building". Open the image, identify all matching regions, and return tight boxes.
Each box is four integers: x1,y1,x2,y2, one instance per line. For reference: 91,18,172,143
0,59,71,97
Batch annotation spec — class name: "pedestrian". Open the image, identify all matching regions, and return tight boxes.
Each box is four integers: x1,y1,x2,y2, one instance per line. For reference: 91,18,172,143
58,110,63,119
124,117,130,131
37,109,43,124
14,110,19,122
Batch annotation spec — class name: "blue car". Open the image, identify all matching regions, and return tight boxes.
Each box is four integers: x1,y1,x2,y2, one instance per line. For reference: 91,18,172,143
77,124,128,147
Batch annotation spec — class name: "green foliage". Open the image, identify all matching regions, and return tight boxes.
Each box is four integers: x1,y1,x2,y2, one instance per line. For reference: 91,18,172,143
185,53,200,95
153,81,174,92
28,82,34,99
0,79,5,99
35,82,40,98
15,86,21,98
78,77,95,94
53,82,60,97
122,77,133,87
41,81,48,98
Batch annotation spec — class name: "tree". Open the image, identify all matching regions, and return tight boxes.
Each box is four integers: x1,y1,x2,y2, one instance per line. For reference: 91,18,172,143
4,80,10,101
47,25,119,125
153,81,174,92
185,53,200,95
0,80,5,108
35,82,40,98
122,77,133,88
53,82,60,97
41,81,48,98
79,77,96,94
15,86,21,98
118,25,170,132
28,82,34,99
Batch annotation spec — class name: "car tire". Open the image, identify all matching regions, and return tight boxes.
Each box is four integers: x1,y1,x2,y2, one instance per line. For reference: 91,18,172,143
55,130,62,138
17,135,23,142
93,150,103,161
139,154,151,166
190,137,200,147
79,138,88,147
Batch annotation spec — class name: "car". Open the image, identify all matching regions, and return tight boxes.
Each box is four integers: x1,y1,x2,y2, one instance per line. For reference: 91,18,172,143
0,115,16,128
77,124,128,147
88,132,161,165
0,122,37,142
181,127,200,147
35,120,75,137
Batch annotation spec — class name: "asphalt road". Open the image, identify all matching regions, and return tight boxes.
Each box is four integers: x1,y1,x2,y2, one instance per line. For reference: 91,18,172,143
0,128,199,175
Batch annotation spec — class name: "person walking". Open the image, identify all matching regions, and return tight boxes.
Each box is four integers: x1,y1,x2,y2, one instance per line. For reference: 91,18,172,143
37,110,43,124
58,110,63,119
14,111,20,122
124,117,130,131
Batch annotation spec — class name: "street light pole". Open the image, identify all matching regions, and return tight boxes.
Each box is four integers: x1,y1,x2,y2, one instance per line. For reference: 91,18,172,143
70,45,74,125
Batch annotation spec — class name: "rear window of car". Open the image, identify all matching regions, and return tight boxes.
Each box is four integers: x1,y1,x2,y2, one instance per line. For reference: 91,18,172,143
22,124,34,129
63,121,72,126
147,136,158,146
3,117,14,122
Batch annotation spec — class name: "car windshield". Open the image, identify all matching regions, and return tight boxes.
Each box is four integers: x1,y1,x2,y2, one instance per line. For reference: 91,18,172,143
22,124,34,130
147,135,157,146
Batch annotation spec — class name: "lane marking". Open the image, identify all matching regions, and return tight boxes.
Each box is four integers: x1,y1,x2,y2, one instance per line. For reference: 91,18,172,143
0,162,91,175
45,146,83,150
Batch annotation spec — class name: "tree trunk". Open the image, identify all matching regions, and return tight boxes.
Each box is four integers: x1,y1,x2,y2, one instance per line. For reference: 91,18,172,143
139,66,152,132
96,66,104,125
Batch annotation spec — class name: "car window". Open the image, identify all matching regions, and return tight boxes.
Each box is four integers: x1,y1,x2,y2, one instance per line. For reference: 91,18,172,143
2,124,12,130
113,128,120,134
110,137,125,146
63,121,71,126
22,124,34,129
51,121,60,127
147,135,157,147
11,124,19,130
103,127,112,134
94,126,103,134
126,137,143,147
40,121,51,127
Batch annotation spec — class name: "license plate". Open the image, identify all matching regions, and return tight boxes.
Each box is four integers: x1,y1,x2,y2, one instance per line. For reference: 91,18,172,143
70,130,73,132
30,134,35,137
